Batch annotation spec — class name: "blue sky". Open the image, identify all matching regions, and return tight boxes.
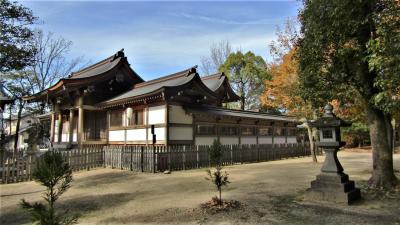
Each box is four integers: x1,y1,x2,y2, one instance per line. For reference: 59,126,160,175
20,0,301,80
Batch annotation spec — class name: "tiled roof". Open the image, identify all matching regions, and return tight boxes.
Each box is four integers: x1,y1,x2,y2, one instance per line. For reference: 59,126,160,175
68,50,128,79
185,105,298,122
201,73,225,91
101,66,198,104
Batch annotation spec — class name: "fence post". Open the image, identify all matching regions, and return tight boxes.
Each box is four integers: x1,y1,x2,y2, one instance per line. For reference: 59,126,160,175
152,145,156,173
86,148,90,171
240,144,243,164
168,145,171,171
183,145,186,170
140,146,144,172
196,145,199,168
230,145,233,165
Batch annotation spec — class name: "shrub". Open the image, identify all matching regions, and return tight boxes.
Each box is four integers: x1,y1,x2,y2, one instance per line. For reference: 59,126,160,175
20,151,76,225
205,166,230,206
209,139,223,166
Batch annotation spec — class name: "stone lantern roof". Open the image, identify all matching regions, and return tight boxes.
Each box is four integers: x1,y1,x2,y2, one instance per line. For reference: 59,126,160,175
309,103,351,128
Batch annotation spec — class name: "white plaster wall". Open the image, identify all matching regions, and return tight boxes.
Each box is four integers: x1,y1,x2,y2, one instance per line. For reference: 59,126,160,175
73,133,77,142
61,134,69,142
241,137,257,145
148,127,166,141
109,130,125,142
169,127,193,140
148,105,166,125
259,137,273,144
220,137,239,145
287,137,297,144
195,137,216,145
126,128,147,141
169,105,193,124
274,137,286,144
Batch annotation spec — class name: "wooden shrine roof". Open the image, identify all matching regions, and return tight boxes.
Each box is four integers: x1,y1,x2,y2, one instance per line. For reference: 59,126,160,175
201,73,240,102
24,49,143,101
185,105,298,123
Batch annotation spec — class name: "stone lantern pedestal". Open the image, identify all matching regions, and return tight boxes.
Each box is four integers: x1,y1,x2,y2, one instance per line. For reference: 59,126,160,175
305,104,361,204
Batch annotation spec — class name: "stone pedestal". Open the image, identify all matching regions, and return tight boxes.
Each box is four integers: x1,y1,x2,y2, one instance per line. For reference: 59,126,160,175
305,148,361,204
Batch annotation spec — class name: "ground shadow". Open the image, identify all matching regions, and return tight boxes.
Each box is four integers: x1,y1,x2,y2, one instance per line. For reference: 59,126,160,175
75,171,141,188
0,192,141,225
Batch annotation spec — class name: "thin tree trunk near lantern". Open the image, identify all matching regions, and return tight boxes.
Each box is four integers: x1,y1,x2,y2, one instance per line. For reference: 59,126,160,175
13,100,25,156
219,187,222,206
306,126,317,163
367,107,398,189
240,96,245,110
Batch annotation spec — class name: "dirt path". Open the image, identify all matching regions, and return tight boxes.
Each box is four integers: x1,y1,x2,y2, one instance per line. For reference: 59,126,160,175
1,151,399,225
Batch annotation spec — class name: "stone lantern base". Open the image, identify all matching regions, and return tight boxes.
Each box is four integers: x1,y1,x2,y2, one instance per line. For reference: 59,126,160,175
305,172,361,204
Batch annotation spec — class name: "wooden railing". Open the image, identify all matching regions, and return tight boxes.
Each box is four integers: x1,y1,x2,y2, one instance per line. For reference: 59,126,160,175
103,143,311,173
1,143,310,184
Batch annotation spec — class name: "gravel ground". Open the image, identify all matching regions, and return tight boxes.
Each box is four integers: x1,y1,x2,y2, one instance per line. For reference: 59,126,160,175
1,150,399,225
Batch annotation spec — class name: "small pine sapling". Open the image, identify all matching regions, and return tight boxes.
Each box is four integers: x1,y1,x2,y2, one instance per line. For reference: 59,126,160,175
20,151,76,225
206,166,230,206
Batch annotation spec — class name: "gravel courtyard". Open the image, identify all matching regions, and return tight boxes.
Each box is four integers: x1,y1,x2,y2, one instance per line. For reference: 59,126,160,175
1,151,399,225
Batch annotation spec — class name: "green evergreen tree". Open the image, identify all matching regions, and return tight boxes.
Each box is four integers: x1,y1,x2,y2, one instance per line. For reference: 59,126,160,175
206,166,230,206
297,0,399,189
0,0,37,72
21,151,76,225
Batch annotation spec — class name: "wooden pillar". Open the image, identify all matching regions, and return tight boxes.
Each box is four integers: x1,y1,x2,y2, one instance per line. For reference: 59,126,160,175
165,103,169,146
77,96,84,146
69,109,74,145
50,112,55,143
145,106,149,146
57,113,62,143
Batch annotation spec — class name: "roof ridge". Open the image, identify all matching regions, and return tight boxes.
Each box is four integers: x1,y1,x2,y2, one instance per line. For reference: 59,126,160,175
69,49,124,78
201,72,224,80
134,66,197,88
202,105,294,118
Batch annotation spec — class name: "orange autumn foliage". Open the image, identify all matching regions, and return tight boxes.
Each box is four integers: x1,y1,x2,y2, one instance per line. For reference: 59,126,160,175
261,49,313,118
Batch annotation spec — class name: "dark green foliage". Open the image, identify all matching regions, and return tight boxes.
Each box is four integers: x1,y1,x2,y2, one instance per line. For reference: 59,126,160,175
342,122,370,147
297,0,399,189
209,139,223,166
0,0,37,72
206,166,230,205
219,51,270,110
297,0,400,112
21,151,76,225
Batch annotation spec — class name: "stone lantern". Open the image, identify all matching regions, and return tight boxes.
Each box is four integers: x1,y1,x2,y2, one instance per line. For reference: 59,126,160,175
305,103,361,204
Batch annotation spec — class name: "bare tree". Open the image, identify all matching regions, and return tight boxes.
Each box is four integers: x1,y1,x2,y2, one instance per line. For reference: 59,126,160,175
28,30,83,97
200,40,232,75
269,17,300,62
2,30,84,152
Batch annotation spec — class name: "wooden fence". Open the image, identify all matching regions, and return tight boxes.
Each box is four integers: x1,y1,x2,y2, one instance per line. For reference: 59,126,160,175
0,147,104,184
103,143,311,173
1,143,311,184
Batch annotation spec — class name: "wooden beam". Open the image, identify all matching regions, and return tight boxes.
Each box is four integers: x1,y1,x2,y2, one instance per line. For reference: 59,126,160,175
77,95,84,146
68,109,74,145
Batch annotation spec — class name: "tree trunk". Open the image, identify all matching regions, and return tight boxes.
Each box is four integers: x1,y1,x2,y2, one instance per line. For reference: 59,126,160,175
367,107,397,189
13,100,24,156
240,96,245,110
219,188,222,206
306,125,318,163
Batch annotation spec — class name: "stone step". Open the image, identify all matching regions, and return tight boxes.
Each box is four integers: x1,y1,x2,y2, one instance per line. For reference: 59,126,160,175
311,179,355,192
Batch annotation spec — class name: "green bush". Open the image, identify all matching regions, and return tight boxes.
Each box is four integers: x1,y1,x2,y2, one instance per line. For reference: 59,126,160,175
20,151,76,225
206,166,230,206
209,139,223,166
342,122,370,148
